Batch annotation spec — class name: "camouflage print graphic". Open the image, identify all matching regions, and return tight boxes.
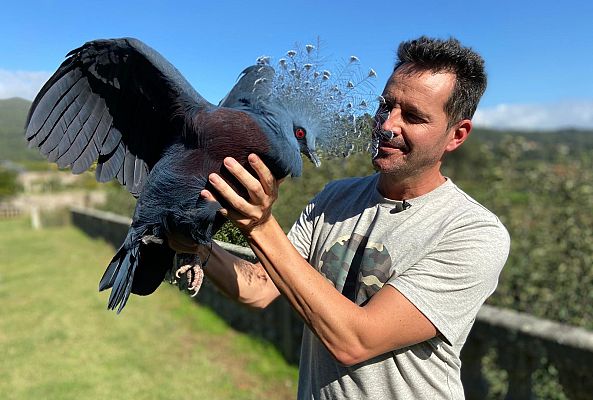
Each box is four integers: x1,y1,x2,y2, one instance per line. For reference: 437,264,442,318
319,233,392,304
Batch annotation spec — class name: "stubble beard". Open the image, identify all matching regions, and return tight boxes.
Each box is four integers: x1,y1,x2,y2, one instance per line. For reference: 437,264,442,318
372,147,442,182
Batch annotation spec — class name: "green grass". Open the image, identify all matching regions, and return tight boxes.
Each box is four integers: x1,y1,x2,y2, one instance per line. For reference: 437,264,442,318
0,217,297,399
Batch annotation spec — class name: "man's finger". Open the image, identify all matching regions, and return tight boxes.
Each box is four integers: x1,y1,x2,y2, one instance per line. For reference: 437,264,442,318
208,172,251,213
200,189,229,216
248,153,278,196
222,157,264,198
200,189,218,203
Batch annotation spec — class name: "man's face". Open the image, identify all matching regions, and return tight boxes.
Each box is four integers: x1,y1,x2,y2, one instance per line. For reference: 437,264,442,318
372,68,457,179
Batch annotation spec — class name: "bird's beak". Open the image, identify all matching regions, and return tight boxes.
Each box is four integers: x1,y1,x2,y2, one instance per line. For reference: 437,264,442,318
307,150,321,167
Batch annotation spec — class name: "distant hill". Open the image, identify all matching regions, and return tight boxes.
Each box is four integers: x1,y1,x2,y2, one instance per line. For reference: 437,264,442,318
0,97,43,163
471,127,593,162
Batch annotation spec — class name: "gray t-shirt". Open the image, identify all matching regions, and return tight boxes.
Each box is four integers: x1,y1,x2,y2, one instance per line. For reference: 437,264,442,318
287,174,510,400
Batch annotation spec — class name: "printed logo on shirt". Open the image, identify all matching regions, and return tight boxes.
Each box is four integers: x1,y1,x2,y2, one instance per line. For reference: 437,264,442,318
318,233,392,304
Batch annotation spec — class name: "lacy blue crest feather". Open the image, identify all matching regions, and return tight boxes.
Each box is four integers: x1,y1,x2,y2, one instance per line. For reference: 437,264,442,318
257,42,379,158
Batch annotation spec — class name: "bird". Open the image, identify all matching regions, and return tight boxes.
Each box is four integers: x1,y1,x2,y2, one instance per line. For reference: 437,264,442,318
24,37,377,313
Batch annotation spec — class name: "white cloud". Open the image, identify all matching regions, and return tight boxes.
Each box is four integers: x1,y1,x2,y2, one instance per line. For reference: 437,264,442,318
474,101,593,131
0,69,52,100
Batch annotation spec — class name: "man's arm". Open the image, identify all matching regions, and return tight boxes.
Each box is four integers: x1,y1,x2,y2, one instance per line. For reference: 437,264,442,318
248,216,438,366
203,155,437,366
168,235,280,309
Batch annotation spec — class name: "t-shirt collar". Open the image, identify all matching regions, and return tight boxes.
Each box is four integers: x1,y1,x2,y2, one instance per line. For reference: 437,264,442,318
370,174,453,210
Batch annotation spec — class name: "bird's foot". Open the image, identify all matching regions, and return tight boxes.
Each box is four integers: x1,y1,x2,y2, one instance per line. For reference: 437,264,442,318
175,263,204,297
171,253,204,297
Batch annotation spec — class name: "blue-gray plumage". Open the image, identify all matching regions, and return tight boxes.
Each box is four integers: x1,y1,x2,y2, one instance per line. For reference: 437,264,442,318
25,37,376,313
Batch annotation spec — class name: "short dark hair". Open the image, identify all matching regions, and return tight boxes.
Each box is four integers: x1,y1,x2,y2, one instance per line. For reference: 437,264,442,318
394,36,487,127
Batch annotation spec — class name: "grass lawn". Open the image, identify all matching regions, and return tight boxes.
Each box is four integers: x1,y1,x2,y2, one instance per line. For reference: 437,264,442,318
0,216,298,399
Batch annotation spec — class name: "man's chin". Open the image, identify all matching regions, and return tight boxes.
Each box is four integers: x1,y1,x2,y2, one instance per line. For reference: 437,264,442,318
372,157,404,174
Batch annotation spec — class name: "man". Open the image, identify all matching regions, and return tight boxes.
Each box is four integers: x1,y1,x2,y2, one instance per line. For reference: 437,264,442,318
171,36,510,399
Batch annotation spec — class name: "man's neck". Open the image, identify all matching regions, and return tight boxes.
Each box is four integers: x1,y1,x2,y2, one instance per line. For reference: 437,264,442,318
377,170,447,201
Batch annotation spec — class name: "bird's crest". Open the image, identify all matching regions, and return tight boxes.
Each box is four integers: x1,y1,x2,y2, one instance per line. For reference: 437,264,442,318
255,41,379,159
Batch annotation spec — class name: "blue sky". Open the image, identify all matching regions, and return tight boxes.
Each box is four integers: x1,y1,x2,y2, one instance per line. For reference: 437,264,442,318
1,0,592,130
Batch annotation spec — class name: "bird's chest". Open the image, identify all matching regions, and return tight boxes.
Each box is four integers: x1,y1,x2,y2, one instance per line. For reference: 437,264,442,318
198,109,271,162
191,108,295,180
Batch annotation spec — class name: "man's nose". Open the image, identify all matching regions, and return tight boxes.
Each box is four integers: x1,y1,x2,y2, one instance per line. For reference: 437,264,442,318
380,108,402,135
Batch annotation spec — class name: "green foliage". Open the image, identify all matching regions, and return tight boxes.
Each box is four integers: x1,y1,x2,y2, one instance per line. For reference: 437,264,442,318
444,132,593,330
213,221,249,247
0,166,21,199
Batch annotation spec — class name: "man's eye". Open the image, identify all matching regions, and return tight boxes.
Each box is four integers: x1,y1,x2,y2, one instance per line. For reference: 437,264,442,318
405,113,424,124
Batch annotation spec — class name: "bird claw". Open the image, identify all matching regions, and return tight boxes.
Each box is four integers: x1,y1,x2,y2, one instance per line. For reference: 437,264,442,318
171,253,205,297
175,264,192,279
188,266,204,297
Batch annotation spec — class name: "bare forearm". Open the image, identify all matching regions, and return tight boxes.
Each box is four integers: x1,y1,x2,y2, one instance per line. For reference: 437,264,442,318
247,217,369,363
203,242,280,308
247,217,437,366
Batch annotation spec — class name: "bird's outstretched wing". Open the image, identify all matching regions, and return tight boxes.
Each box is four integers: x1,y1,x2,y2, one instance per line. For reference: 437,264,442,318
25,38,212,196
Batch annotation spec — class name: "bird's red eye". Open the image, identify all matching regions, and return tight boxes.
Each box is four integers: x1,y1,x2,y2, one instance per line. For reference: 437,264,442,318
295,128,306,139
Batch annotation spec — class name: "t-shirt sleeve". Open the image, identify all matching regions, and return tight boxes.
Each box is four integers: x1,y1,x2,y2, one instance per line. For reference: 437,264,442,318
387,215,510,345
287,200,316,261
287,181,339,261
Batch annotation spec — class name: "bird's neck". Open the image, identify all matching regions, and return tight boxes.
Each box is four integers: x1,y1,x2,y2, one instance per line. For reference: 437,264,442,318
250,110,303,178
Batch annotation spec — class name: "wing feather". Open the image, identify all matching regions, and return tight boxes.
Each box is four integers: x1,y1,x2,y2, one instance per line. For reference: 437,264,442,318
26,69,83,140
42,82,93,158
48,90,100,162
29,73,86,148
96,139,125,183
25,37,213,196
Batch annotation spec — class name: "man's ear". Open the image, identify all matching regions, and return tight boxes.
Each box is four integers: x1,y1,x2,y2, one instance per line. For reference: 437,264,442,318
445,119,472,152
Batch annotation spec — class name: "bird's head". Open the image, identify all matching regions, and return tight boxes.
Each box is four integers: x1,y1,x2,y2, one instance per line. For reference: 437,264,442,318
220,43,378,177
264,44,378,165
275,98,323,168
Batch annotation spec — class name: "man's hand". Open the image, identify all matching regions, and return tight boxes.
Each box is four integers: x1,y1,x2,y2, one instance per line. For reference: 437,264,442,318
203,154,282,236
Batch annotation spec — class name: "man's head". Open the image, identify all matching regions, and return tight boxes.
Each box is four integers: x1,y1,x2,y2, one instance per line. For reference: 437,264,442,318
394,36,486,128
373,37,487,197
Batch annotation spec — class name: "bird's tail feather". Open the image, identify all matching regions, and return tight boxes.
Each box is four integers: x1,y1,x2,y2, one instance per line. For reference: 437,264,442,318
99,232,140,313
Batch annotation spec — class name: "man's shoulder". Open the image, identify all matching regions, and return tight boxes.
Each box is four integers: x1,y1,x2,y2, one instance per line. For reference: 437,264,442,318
317,174,377,198
437,180,509,244
441,180,502,222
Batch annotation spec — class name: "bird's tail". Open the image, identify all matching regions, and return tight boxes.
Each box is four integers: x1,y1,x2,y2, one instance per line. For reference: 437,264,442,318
98,230,140,313
98,229,174,313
